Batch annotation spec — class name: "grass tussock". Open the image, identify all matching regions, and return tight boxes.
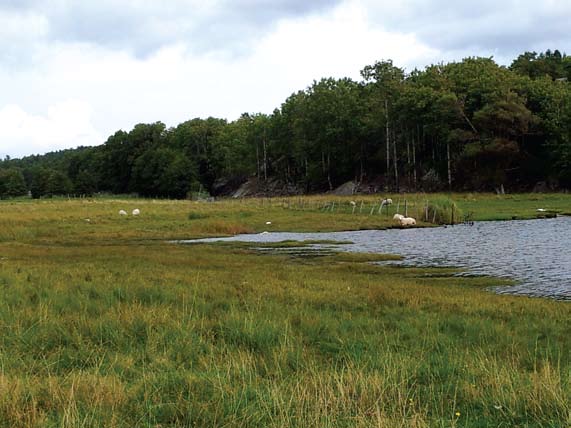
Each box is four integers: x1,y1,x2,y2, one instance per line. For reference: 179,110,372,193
0,195,570,426
200,219,255,236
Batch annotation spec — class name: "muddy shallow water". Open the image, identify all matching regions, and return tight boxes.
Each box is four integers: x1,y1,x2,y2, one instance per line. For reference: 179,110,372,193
181,217,571,300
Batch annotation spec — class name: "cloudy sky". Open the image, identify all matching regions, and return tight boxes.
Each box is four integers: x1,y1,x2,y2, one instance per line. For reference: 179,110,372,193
1,0,569,159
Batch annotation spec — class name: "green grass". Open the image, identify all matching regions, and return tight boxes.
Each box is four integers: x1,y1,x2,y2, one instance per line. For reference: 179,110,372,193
0,194,570,427
451,193,571,221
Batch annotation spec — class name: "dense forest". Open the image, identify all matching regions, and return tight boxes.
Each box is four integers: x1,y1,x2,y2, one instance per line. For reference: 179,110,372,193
1,50,571,199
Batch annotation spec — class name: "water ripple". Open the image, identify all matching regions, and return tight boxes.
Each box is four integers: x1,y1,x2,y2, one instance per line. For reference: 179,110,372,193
181,217,571,300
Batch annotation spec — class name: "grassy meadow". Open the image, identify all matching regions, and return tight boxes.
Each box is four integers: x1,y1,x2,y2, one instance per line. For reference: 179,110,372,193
0,193,570,427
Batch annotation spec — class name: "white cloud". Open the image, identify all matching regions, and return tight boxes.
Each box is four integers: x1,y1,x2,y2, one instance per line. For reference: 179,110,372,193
0,0,342,59
0,0,440,158
0,100,102,159
361,0,571,62
2,0,569,159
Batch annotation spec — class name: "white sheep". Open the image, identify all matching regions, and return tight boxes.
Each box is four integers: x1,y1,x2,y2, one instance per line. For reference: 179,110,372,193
382,198,393,205
132,209,140,216
119,210,127,216
393,213,404,222
399,216,416,227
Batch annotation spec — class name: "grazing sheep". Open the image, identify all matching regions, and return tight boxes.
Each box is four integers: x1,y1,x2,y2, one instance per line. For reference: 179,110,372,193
132,209,140,216
399,217,416,227
119,210,127,216
265,221,272,225
350,201,357,214
382,198,393,205
393,213,404,222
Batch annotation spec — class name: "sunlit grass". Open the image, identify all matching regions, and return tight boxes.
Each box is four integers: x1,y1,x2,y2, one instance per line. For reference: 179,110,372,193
0,194,570,426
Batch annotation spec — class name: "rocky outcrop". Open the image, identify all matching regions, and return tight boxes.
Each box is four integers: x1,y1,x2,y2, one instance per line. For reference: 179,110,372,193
211,176,248,196
231,177,301,198
331,181,358,196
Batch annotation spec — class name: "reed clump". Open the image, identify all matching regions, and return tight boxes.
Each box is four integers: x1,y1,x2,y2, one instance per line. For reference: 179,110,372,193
425,197,463,224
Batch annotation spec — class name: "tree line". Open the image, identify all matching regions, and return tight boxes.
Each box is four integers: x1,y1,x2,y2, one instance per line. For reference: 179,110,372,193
1,49,571,199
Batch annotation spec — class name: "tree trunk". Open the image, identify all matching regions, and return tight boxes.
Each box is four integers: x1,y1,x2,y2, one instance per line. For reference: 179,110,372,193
359,142,365,183
447,141,452,190
393,131,399,192
256,144,260,178
406,133,411,165
385,99,390,187
327,152,333,191
413,127,418,189
406,132,411,187
262,134,267,182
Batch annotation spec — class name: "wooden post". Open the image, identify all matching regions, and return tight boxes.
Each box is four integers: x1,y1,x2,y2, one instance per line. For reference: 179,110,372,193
405,200,408,217
359,201,364,214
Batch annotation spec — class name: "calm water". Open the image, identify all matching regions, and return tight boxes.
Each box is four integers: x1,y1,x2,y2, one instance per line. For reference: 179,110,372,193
182,217,571,300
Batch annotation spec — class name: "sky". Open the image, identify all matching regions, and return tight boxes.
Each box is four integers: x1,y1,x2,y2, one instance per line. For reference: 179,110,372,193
1,0,570,159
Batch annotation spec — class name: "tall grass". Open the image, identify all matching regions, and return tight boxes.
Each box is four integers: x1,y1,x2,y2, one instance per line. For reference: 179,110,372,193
0,196,570,426
425,197,463,225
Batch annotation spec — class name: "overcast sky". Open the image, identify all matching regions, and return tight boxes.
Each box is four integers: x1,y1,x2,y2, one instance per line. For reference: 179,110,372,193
1,0,570,159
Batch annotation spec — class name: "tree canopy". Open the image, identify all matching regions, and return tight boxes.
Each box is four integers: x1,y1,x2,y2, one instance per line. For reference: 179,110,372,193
2,50,571,198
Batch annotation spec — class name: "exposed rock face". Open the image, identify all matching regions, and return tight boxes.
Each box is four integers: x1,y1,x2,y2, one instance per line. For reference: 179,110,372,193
230,177,301,198
331,181,357,196
533,181,549,193
215,174,430,198
232,178,259,198
212,176,248,196
330,178,387,195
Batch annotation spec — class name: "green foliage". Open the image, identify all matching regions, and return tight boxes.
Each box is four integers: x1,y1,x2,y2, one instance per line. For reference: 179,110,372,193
0,168,27,198
4,49,571,196
131,147,197,198
73,169,97,196
511,49,571,80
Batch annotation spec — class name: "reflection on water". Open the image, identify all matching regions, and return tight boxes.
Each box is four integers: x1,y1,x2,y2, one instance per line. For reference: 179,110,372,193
181,217,571,300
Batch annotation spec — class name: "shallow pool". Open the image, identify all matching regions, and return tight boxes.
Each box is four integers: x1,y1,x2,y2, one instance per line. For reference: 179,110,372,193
180,217,571,300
